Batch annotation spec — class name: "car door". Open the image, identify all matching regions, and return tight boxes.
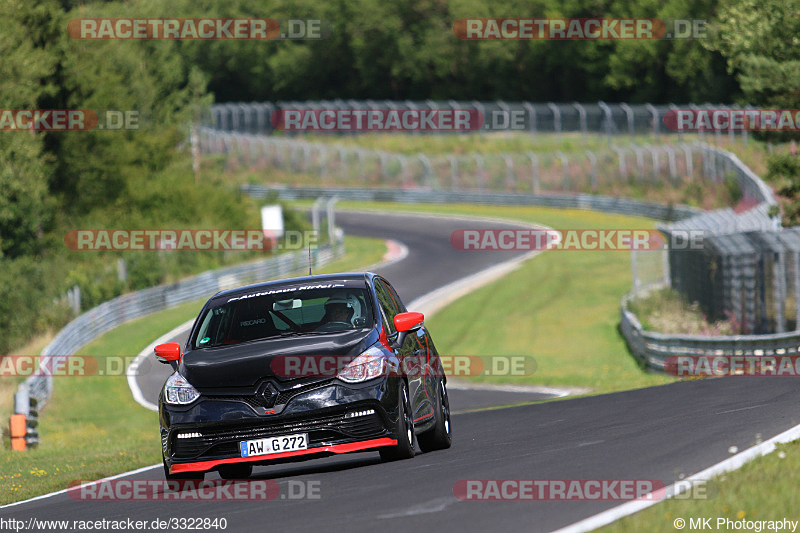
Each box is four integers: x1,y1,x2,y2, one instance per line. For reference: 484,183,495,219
374,277,433,423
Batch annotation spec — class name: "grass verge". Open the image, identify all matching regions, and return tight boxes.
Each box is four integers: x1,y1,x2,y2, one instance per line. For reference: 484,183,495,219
0,235,386,504
599,439,800,532
331,200,674,394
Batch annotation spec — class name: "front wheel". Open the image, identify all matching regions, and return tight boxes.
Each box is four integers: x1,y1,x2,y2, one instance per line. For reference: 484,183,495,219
380,381,415,462
418,378,452,452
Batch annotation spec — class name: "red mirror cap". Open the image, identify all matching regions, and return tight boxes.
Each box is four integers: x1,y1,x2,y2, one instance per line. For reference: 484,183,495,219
394,312,424,332
154,342,182,363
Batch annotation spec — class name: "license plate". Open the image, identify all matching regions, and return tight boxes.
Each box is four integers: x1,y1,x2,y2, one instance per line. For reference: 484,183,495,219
239,433,308,457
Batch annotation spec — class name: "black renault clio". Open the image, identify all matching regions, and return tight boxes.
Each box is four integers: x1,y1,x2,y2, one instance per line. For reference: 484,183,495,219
156,272,451,480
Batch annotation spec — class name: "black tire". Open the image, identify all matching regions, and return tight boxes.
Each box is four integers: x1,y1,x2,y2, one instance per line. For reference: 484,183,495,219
218,464,253,479
163,459,205,482
380,381,415,462
417,378,452,452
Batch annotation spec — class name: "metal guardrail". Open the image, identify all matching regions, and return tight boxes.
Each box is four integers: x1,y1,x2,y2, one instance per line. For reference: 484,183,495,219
13,241,344,427
620,289,800,371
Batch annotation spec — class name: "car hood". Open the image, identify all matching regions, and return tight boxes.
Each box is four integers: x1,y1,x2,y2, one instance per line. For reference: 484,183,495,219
180,329,379,389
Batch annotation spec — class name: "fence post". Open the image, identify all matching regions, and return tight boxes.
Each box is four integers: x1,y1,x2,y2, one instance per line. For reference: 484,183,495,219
646,103,659,140
670,104,683,142
598,101,613,144
473,154,485,190
527,152,540,193
586,150,598,191
311,197,324,238
612,146,628,179
326,197,339,250
502,154,515,190
523,102,536,138
620,103,634,138
556,151,569,189
573,102,587,143
472,101,485,136
548,103,562,139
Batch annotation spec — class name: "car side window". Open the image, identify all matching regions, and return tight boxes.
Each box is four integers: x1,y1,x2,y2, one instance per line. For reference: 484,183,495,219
374,279,401,334
382,280,406,314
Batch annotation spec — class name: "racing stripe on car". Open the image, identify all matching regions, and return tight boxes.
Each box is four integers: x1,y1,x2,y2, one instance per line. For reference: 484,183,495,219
170,437,398,473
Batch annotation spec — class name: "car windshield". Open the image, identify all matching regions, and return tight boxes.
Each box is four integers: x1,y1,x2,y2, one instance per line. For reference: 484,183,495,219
192,281,374,349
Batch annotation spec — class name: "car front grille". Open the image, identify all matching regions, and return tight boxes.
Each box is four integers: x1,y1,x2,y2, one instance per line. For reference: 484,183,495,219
206,379,334,411
170,409,387,461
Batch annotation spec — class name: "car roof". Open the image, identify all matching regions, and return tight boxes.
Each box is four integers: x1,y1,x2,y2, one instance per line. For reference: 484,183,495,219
209,272,377,303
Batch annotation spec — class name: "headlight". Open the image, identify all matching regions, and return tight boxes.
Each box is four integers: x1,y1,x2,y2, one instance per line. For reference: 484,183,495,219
164,372,200,405
338,346,389,383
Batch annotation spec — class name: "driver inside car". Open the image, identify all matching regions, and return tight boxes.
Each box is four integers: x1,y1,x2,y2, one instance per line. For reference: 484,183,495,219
321,297,354,327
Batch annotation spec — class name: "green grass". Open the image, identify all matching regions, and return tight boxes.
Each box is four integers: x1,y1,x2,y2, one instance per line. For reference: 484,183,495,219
282,131,709,156
333,202,673,394
0,235,386,504
599,440,800,532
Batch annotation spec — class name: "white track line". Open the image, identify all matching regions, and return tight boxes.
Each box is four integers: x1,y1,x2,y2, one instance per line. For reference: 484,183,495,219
551,423,800,533
0,463,161,510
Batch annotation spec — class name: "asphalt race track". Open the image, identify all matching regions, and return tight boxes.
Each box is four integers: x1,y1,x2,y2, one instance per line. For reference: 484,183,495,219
3,211,800,532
